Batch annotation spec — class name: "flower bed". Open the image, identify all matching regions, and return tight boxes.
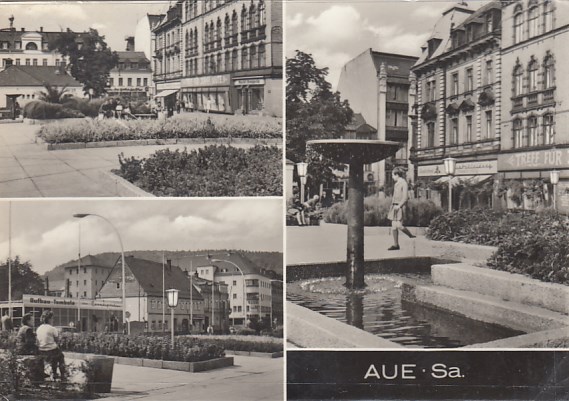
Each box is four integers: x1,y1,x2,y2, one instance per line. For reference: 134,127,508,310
183,334,283,353
36,113,281,144
116,145,282,196
428,208,569,285
324,196,442,227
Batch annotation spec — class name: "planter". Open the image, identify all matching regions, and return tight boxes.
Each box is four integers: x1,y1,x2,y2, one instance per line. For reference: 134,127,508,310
189,357,233,372
84,355,114,393
114,356,143,366
142,358,163,369
224,350,283,358
110,356,234,372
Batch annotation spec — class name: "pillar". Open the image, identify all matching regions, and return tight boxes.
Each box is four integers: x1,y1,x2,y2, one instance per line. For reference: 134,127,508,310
345,160,366,289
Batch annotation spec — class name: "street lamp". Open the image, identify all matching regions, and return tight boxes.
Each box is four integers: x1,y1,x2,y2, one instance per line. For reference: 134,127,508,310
210,258,246,327
73,213,128,334
443,157,457,213
297,162,308,203
165,289,179,345
550,170,560,210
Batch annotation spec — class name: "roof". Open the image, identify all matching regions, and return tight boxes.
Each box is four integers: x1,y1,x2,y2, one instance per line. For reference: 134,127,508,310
183,252,270,277
0,65,81,87
370,51,418,78
345,113,376,133
122,256,203,299
115,51,150,63
0,29,89,45
60,254,116,270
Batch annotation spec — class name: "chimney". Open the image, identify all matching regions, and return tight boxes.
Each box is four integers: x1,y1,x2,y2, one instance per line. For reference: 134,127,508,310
45,276,50,296
167,259,172,270
21,28,25,32
125,36,135,51
40,27,43,32
9,15,14,30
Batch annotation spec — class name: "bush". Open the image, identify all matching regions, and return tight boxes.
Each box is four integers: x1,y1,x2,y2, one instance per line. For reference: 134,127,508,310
23,100,85,120
62,97,104,117
324,196,442,227
116,145,282,196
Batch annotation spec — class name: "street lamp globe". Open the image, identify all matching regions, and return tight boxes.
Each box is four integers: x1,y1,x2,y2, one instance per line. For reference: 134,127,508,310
296,162,308,178
550,170,560,185
166,289,179,308
443,157,457,176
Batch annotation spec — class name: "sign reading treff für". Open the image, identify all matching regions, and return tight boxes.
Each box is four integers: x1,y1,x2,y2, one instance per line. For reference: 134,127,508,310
498,148,569,171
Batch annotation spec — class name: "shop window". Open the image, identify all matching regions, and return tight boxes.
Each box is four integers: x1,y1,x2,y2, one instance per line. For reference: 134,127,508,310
543,114,554,144
514,6,524,44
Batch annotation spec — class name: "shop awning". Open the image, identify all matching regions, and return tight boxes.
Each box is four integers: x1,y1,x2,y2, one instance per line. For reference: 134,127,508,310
154,89,179,98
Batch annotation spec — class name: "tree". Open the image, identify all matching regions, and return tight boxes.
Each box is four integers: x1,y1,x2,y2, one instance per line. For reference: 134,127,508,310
49,28,119,97
286,51,353,194
0,257,44,301
38,83,72,104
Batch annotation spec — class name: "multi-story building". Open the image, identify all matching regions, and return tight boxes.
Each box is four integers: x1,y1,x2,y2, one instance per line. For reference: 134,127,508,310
411,2,502,210
498,0,569,212
152,0,282,116
107,50,153,103
60,254,115,300
337,49,418,190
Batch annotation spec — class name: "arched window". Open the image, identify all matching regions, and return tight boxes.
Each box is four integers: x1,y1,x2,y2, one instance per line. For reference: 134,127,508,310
543,53,555,89
528,58,538,92
210,22,215,44
232,11,238,36
258,43,265,67
528,3,539,38
544,0,554,32
225,15,231,38
216,18,222,46
527,116,538,146
514,5,524,44
204,25,210,45
250,4,257,29
194,28,198,49
513,64,524,96
513,119,524,148
258,1,266,26
241,6,247,32
204,55,209,74
543,114,554,145
25,42,37,51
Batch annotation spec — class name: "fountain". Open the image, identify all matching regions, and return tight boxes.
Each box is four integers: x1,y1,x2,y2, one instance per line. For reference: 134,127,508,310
307,139,401,289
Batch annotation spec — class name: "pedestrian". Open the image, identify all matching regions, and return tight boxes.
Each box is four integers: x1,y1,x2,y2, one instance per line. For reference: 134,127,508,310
1,311,13,332
37,311,66,381
176,100,181,114
115,99,123,119
387,167,415,251
17,313,38,355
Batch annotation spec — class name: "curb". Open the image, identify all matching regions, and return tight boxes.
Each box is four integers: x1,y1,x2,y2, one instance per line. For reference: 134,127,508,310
224,350,283,358
97,170,155,197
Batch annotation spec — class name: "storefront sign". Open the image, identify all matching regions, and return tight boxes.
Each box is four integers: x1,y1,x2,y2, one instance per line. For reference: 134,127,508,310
234,78,265,86
498,148,569,171
22,295,121,310
181,74,230,87
419,160,497,177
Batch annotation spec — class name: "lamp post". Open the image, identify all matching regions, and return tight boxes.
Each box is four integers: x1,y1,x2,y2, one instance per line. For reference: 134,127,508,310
73,213,128,334
550,170,560,210
443,157,457,213
297,162,308,203
210,258,246,327
165,289,179,345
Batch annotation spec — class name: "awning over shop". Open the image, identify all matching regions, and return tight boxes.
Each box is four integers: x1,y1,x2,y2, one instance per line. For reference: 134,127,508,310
435,175,492,187
154,89,179,98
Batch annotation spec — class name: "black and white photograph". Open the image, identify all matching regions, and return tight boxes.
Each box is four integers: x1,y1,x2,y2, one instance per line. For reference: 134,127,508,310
0,198,283,400
285,0,569,399
0,0,283,197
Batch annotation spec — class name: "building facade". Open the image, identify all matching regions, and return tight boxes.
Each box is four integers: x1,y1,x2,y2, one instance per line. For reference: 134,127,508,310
411,2,502,210
107,51,153,102
61,255,115,300
498,0,569,212
337,49,418,190
152,0,282,116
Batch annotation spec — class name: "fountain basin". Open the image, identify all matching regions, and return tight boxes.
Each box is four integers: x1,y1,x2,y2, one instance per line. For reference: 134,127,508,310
307,139,401,164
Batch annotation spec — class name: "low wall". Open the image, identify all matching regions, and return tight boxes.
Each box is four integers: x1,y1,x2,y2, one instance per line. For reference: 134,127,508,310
97,170,154,197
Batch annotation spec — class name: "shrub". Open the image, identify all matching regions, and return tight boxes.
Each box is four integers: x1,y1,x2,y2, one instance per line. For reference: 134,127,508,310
116,145,282,196
63,97,104,117
324,196,442,227
23,100,85,120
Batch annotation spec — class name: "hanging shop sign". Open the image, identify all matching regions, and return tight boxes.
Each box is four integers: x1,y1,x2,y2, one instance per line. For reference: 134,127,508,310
498,148,569,171
418,160,497,177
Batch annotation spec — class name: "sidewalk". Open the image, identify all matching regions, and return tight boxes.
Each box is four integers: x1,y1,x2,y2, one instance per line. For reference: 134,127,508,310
80,354,282,401
0,122,239,197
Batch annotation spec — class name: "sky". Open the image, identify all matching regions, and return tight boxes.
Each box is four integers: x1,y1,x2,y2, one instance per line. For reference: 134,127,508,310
0,1,171,52
0,199,283,275
286,0,488,89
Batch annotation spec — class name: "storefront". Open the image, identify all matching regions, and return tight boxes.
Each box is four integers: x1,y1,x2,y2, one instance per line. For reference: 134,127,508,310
0,295,122,332
181,75,232,114
234,77,265,114
497,148,569,213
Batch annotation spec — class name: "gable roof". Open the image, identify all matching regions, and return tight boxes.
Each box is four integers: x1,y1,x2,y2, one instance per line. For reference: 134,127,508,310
116,51,150,63
345,113,377,133
0,65,81,87
185,252,272,277
60,254,116,270
122,256,203,299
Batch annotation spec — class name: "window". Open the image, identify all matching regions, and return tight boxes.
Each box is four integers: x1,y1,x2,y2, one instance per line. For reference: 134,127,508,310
83,291,87,297
485,60,493,86
241,47,248,70
427,122,435,147
465,68,473,92
466,115,473,142
528,59,538,92
143,78,148,87
513,65,523,96
451,73,458,96
514,6,524,44
116,282,120,289
528,116,538,146
485,111,493,139
233,293,237,299
450,118,459,144
83,267,87,274
83,280,87,286
237,306,242,312
486,13,493,33
109,78,114,87
258,44,265,67
217,53,222,72
118,77,123,86
543,55,555,89
136,78,141,86
25,59,30,66
42,58,47,66
15,59,20,65
232,280,237,286
544,1,554,32
543,114,554,144
32,59,38,66
76,280,79,286
25,42,37,50
528,5,539,38
513,119,523,148
250,45,257,68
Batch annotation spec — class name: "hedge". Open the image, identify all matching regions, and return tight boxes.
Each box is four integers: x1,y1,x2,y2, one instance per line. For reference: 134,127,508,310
23,101,85,120
116,145,282,196
324,196,442,227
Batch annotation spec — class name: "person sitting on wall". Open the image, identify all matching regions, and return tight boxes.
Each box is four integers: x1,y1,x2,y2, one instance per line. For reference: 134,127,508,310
37,311,66,381
301,195,320,225
17,313,38,355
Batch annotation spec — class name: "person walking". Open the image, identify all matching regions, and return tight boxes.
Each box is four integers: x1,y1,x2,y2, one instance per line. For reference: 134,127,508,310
37,311,66,381
1,311,13,332
387,167,415,251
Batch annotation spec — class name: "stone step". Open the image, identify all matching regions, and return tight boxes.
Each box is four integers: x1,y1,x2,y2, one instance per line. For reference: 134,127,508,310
411,284,569,333
431,263,569,315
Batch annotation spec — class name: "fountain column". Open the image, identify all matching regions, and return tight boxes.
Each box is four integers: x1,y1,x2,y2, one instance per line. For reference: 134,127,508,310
346,159,365,289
